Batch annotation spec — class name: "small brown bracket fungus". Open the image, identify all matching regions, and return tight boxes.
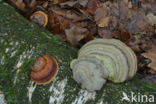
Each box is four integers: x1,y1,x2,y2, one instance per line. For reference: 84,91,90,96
70,39,137,91
30,55,58,85
30,11,48,27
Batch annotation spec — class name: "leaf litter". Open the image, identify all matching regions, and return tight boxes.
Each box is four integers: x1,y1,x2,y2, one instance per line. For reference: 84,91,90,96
6,0,156,85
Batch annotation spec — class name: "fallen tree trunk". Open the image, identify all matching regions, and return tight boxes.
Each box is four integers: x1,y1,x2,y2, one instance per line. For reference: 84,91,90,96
0,2,156,104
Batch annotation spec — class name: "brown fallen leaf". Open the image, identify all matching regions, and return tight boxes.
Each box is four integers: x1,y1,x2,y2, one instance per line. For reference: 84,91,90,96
60,0,88,7
141,0,156,14
94,5,112,28
78,0,88,7
147,69,156,75
47,10,70,34
94,6,110,24
51,9,83,21
129,43,141,53
98,28,113,39
98,16,110,27
119,0,132,20
22,0,34,9
65,25,87,46
7,0,26,11
47,13,61,33
83,34,95,42
60,1,77,7
146,13,156,26
112,30,132,43
142,48,156,71
125,9,149,34
53,0,66,4
87,0,98,14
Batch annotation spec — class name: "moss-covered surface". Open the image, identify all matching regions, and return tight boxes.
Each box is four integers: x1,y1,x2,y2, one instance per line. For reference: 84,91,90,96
0,2,156,104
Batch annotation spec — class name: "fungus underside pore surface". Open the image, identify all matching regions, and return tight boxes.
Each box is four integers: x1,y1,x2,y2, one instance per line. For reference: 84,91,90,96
0,2,156,104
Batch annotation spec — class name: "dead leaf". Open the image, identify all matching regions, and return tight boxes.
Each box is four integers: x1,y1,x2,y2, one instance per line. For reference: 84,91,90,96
53,0,66,4
42,1,49,9
141,0,156,14
142,48,156,71
60,1,77,7
98,28,113,39
109,16,118,29
60,19,69,30
78,0,88,7
147,70,156,75
65,25,87,46
146,13,156,26
129,43,141,53
60,0,88,7
23,0,36,9
83,34,95,42
7,0,26,11
16,0,26,11
94,6,109,22
126,10,149,34
87,0,98,14
51,9,82,21
47,13,61,33
98,17,110,27
112,30,131,43
128,35,142,53
118,0,132,20
94,6,111,28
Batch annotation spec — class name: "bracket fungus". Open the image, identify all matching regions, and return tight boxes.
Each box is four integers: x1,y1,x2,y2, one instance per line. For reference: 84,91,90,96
30,55,58,85
70,39,137,91
30,11,48,27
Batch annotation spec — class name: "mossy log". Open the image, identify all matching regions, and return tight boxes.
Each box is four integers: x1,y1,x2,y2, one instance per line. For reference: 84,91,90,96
0,2,156,104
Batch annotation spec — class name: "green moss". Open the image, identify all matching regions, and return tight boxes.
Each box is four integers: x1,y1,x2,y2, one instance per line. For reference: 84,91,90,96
0,2,156,104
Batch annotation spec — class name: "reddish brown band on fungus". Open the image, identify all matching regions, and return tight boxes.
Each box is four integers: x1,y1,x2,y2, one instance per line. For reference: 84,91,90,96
32,59,58,84
30,55,58,85
31,56,53,80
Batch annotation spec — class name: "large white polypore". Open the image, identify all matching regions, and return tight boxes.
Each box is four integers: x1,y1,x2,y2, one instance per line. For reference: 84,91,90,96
70,39,137,91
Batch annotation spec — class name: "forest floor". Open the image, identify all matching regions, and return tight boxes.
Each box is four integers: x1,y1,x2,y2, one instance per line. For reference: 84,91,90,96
6,0,156,86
